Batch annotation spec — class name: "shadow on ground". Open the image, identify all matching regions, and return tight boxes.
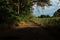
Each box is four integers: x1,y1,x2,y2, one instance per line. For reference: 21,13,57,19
0,26,60,40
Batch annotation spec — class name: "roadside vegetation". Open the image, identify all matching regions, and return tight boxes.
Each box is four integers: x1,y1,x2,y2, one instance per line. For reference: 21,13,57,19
0,0,60,40
31,17,60,27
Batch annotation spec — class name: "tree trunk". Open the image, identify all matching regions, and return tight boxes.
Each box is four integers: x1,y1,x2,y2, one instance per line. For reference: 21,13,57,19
18,0,20,15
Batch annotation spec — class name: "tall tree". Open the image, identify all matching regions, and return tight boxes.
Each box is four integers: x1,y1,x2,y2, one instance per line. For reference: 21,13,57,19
0,0,51,23
53,9,60,17
18,0,20,14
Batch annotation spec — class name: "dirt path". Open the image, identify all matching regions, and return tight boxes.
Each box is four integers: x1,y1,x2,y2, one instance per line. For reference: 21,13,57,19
15,21,41,28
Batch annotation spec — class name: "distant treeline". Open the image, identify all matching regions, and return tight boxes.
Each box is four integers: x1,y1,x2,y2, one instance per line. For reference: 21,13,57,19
38,9,60,18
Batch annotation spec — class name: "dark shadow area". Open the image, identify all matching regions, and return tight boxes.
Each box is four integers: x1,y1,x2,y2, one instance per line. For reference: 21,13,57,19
0,26,60,40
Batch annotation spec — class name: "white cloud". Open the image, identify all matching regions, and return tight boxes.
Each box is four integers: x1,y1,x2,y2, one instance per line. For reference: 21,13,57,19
58,1,60,7
44,6,53,9
44,0,60,9
50,0,59,5
58,3,60,5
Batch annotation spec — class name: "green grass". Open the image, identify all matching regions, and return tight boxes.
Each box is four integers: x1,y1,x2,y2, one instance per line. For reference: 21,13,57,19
9,16,60,27
31,17,60,26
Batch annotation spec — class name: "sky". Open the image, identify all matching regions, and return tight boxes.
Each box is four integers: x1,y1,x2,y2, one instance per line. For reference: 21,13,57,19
33,0,60,17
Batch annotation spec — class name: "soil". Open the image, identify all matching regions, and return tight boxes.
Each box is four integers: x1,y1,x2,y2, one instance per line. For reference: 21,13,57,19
13,21,41,29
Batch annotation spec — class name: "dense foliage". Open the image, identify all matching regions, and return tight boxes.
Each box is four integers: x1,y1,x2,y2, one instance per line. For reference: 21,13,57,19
0,0,51,24
38,15,50,18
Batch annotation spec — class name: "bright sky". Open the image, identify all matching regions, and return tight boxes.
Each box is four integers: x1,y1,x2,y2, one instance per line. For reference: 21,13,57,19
33,0,60,17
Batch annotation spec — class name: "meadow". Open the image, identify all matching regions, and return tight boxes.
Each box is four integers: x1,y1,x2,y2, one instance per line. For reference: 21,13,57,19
31,17,60,27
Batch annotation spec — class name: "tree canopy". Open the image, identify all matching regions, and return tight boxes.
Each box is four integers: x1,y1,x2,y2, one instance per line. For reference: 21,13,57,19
0,0,51,24
53,9,60,17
